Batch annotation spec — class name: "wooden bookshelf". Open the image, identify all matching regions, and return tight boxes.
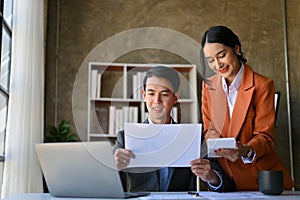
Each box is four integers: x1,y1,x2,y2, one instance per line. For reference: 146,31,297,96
87,62,199,141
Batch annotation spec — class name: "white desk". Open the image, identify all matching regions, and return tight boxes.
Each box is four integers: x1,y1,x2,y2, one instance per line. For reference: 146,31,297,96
4,191,300,200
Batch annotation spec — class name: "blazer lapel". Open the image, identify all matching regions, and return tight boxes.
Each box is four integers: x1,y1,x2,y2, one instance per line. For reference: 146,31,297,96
209,75,228,137
228,64,254,138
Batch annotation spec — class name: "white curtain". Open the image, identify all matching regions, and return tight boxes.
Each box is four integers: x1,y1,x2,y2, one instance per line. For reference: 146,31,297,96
1,0,44,199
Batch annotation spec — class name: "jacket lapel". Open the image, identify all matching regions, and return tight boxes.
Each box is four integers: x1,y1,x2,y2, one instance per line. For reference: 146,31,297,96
228,64,254,138
209,75,228,137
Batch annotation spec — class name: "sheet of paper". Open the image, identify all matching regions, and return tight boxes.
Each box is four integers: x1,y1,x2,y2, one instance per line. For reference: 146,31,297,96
207,138,236,158
124,123,202,167
140,193,205,199
139,191,268,200
197,191,268,199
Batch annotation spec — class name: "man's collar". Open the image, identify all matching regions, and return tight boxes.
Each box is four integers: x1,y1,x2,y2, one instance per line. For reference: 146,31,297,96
148,118,173,124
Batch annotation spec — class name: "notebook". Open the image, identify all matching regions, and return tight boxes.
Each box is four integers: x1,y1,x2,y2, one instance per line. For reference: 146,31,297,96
35,141,150,198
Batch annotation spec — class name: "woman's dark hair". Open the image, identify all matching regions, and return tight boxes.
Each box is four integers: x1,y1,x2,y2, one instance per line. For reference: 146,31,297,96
200,25,247,79
143,66,180,92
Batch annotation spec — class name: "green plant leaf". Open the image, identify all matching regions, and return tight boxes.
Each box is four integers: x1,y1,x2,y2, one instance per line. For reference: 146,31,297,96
45,120,79,143
59,128,69,135
59,120,70,129
66,134,77,142
49,126,58,135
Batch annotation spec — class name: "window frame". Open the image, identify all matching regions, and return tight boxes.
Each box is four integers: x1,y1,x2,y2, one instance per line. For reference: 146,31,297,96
0,0,13,162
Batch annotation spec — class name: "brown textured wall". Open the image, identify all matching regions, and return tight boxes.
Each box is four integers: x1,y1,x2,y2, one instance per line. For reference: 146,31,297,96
286,0,300,190
45,0,300,189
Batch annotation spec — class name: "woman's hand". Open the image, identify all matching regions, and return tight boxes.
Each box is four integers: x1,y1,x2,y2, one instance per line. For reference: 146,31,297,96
114,148,135,170
190,158,220,186
214,142,251,162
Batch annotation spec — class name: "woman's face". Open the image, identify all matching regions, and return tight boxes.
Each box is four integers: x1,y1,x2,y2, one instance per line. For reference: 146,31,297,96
203,42,241,85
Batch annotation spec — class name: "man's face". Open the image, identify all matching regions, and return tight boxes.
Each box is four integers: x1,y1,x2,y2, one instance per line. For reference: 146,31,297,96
142,76,179,124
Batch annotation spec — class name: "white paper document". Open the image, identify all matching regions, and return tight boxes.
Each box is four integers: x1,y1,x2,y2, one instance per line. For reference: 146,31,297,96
198,191,268,199
124,123,202,167
139,191,268,200
207,138,236,158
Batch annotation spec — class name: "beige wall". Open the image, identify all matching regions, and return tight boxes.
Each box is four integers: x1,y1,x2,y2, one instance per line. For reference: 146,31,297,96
45,0,300,189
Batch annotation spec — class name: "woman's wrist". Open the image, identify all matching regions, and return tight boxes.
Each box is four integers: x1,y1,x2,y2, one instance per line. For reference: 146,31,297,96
242,145,254,158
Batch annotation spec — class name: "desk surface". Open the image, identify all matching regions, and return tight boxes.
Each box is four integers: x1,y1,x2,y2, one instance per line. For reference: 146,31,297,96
4,191,300,200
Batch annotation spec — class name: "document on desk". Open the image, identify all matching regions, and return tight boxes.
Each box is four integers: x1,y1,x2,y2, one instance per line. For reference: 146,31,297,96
124,123,202,167
198,191,268,199
139,192,269,200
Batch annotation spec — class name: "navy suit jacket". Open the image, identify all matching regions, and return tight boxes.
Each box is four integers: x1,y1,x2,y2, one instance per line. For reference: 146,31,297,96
113,119,235,192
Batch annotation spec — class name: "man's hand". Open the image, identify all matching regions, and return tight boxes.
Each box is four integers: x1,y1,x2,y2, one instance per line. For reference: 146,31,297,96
114,148,135,170
190,158,220,186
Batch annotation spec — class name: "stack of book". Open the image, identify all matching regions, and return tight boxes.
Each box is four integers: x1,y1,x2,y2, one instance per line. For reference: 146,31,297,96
108,106,139,135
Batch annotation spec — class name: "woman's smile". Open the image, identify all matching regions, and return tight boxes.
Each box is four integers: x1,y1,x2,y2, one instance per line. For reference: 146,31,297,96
219,65,230,74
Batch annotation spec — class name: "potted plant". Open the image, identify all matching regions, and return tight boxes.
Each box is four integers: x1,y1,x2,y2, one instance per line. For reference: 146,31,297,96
44,120,78,142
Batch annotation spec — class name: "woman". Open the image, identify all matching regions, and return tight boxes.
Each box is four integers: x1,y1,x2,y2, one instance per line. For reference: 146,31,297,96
192,25,293,190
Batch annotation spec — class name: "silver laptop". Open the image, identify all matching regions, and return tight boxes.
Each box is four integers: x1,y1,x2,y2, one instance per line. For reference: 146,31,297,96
35,141,149,198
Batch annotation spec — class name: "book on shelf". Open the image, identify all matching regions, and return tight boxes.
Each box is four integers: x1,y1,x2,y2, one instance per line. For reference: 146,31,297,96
115,109,123,134
108,106,115,135
122,106,130,126
90,70,98,98
90,70,102,98
137,72,143,100
129,107,138,123
132,74,138,99
171,106,178,123
96,72,102,98
108,105,139,135
132,72,146,100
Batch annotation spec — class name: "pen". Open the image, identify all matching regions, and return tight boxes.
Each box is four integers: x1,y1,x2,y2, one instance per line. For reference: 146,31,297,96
187,177,201,197
197,176,200,192
187,191,200,197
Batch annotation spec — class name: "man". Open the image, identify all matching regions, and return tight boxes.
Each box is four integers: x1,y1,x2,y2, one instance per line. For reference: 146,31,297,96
113,66,235,192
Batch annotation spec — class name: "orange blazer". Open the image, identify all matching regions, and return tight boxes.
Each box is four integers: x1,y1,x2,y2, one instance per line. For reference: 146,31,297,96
202,64,293,190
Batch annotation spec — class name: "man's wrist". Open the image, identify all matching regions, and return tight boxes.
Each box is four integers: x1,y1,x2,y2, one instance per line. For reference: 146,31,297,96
207,171,220,186
207,170,223,190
